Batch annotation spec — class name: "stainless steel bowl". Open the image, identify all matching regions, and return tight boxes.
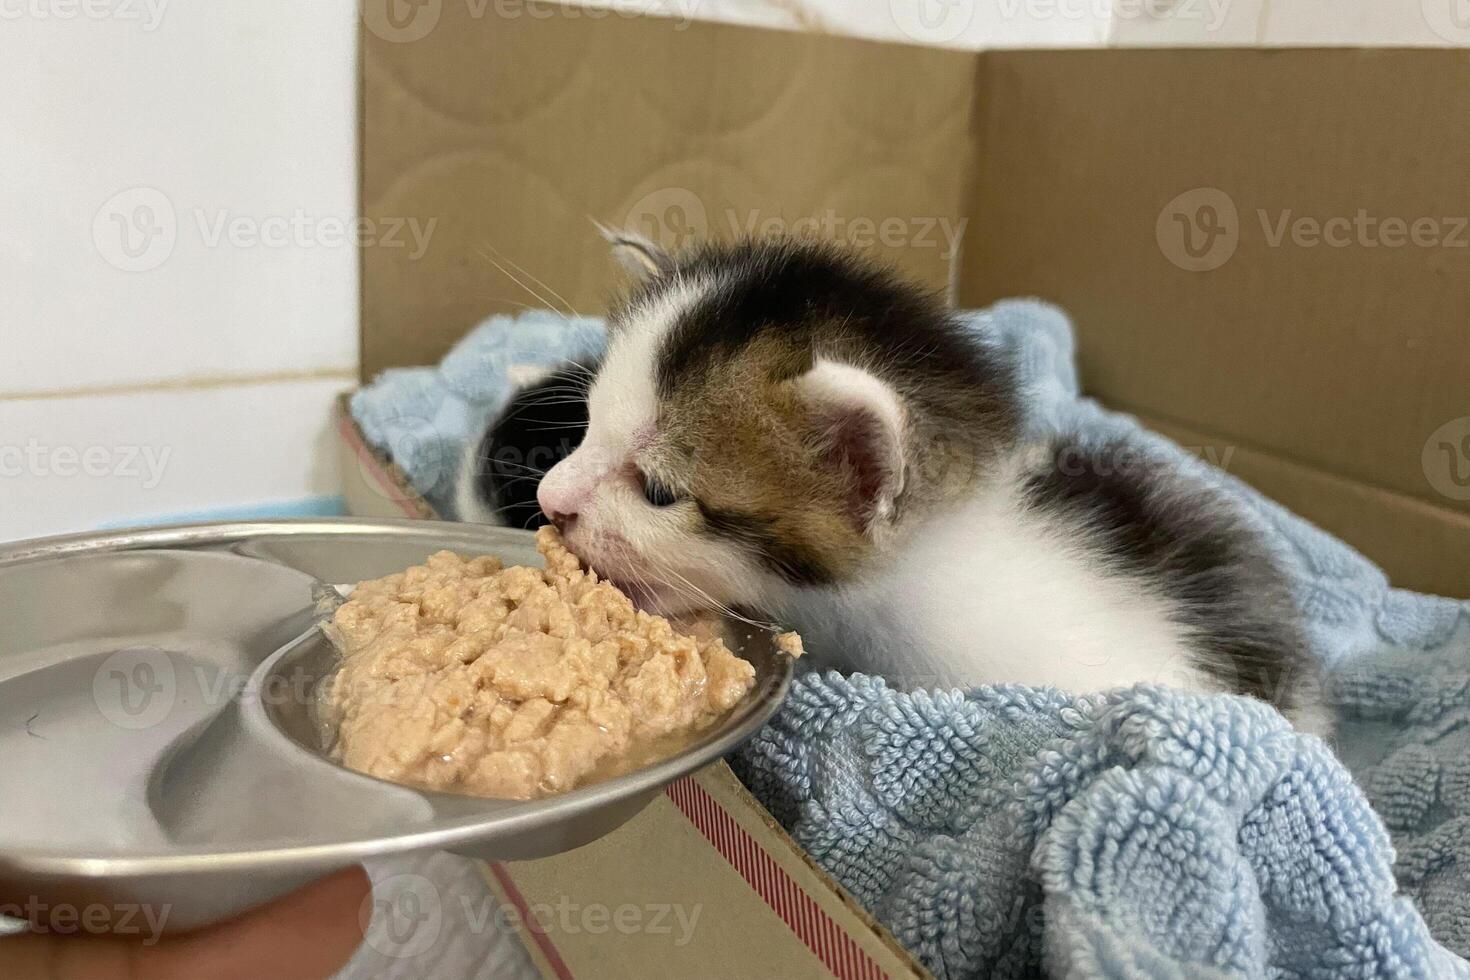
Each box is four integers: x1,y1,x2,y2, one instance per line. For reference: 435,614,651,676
0,519,792,930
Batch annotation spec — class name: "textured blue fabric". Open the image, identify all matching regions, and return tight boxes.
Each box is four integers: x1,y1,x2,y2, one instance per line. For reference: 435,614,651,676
353,303,1470,979
350,313,606,513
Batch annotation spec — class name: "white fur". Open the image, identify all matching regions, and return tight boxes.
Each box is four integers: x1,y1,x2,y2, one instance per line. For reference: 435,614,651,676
583,277,703,444
763,455,1220,695
453,437,491,523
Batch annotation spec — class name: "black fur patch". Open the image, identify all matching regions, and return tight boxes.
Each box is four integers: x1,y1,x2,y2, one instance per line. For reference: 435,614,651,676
466,360,596,529
640,239,1017,436
1022,438,1316,714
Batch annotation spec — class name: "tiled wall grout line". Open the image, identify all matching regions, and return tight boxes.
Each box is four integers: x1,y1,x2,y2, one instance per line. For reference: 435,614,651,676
0,368,358,403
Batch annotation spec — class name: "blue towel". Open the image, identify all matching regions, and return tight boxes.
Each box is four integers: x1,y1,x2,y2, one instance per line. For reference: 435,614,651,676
352,303,1470,978
350,314,606,513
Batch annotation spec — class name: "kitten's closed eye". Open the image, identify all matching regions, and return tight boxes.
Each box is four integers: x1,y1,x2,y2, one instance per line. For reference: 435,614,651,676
638,469,679,507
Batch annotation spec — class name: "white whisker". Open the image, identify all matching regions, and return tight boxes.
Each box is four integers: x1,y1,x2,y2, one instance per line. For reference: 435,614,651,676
481,242,582,319
643,551,780,634
475,248,572,323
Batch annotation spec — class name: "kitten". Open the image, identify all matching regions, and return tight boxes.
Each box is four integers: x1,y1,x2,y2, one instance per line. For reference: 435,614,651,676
456,235,1327,733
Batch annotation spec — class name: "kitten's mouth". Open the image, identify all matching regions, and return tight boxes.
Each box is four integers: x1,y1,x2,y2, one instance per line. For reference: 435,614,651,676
558,532,697,616
572,555,672,613
607,575,705,618
603,575,661,609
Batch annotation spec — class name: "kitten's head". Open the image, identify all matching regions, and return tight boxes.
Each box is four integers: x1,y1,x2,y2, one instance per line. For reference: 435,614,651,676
538,234,1017,615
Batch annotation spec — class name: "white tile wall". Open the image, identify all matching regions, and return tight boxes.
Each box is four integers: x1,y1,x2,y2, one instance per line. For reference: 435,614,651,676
1263,0,1466,46
799,0,1111,48
1107,0,1268,45
597,0,1111,47
1,4,358,395
604,0,1470,46
1,1,358,540
0,378,350,541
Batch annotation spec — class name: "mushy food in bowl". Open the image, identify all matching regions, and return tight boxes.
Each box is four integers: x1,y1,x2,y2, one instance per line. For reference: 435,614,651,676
316,526,762,800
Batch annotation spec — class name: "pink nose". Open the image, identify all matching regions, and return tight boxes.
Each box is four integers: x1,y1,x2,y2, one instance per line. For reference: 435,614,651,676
537,482,574,529
537,458,588,529
538,446,620,529
539,498,576,531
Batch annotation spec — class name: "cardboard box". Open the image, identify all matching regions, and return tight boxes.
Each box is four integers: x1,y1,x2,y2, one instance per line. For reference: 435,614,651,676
349,10,1470,975
337,399,929,978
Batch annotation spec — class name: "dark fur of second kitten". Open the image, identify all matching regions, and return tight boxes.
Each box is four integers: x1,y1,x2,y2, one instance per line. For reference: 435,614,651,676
455,360,596,531
455,235,1325,733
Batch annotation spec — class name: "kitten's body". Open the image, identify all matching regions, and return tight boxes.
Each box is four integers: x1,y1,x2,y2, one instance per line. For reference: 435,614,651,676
458,237,1325,732
768,444,1321,729
772,454,1198,693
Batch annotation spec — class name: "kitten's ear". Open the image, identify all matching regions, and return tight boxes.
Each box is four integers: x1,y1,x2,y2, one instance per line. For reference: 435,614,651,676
796,360,907,533
592,221,674,281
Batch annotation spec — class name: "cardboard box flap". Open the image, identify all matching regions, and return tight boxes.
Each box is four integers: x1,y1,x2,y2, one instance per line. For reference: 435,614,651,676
960,48,1470,595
